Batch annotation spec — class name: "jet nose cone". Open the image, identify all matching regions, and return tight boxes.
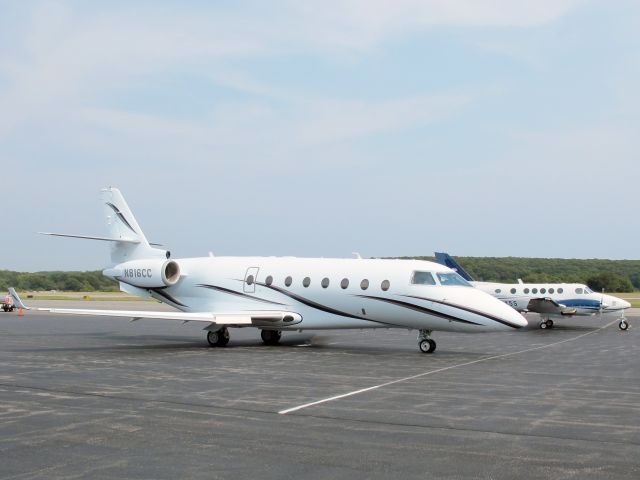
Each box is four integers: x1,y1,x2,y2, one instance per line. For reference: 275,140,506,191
501,303,528,328
466,289,528,329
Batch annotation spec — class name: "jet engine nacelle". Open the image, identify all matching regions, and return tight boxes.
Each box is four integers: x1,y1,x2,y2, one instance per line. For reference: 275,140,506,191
105,259,181,288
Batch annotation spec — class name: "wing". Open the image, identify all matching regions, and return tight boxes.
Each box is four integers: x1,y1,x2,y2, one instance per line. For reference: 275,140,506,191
526,298,577,316
36,307,302,327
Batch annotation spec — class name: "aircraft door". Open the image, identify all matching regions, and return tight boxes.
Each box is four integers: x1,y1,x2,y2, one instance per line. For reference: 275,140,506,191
244,267,260,293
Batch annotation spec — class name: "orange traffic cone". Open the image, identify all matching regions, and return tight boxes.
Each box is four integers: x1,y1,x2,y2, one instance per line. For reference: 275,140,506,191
18,308,24,316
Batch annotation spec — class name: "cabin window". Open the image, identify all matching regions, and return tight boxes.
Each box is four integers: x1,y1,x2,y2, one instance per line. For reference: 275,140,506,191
303,277,311,287
510,288,516,294
412,271,436,285
495,288,501,294
548,288,554,294
285,276,292,287
524,288,530,294
341,278,349,289
575,287,583,294
246,275,254,285
381,280,390,291
360,279,369,290
540,288,546,294
532,288,538,294
265,275,273,286
558,288,564,294
321,278,330,288
436,272,471,287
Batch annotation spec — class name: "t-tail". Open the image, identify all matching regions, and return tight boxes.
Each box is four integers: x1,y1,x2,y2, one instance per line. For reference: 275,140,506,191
434,252,474,281
100,187,167,263
40,187,167,264
39,187,181,296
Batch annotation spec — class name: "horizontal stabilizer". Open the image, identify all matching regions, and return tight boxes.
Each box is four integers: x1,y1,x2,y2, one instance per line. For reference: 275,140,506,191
39,232,140,244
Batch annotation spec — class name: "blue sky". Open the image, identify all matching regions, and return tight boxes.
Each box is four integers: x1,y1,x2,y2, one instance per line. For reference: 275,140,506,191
1,0,639,271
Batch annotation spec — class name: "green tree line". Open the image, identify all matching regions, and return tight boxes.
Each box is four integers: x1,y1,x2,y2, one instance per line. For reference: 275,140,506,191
0,270,118,292
2,257,640,292
400,257,640,292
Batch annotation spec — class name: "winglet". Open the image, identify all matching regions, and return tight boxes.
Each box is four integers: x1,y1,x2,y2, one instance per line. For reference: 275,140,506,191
8,288,29,310
434,252,474,281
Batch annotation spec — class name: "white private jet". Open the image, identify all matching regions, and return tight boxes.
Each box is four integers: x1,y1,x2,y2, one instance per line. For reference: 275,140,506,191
435,253,631,331
21,188,528,353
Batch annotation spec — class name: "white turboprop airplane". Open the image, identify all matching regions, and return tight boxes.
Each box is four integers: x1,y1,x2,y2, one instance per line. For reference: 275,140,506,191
435,253,631,331
22,188,528,353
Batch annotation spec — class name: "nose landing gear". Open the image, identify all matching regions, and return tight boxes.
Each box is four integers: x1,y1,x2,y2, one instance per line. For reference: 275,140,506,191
619,315,630,331
418,329,436,353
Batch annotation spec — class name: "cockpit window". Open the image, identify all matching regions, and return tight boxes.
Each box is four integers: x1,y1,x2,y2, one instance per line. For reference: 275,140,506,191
437,272,472,287
412,271,436,285
583,286,593,294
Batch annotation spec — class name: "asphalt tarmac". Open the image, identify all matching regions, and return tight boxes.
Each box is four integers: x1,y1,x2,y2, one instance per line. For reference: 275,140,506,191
1,304,639,479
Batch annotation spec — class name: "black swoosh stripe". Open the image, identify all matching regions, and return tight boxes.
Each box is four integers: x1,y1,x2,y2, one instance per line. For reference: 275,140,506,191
150,287,188,308
106,202,137,235
402,295,522,329
258,283,403,327
196,284,286,306
355,295,483,326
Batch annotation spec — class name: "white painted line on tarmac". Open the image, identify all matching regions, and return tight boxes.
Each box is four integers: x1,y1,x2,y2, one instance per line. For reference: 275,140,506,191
278,319,619,415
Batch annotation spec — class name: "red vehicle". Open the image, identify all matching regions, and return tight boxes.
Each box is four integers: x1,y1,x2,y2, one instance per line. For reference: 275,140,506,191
2,294,15,312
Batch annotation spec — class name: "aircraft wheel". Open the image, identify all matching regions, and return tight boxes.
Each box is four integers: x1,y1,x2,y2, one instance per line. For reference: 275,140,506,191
217,327,230,346
619,320,629,331
545,319,554,329
261,329,281,345
539,321,547,329
207,330,219,347
419,339,436,353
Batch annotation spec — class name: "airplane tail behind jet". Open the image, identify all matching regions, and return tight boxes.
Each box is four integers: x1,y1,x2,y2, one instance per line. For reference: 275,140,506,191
434,252,474,281
40,187,167,265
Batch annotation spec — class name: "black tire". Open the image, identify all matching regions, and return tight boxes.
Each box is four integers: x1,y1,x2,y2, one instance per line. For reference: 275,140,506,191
540,322,547,329
545,319,554,328
207,330,219,347
261,329,281,345
217,327,230,346
419,339,436,354
619,321,629,331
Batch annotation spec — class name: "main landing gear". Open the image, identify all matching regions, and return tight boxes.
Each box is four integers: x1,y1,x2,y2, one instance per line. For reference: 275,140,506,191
539,318,554,329
418,329,436,354
261,329,282,346
207,327,230,347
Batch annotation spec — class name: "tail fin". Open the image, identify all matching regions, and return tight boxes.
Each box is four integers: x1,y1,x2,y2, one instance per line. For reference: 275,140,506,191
41,188,167,265
101,187,166,263
434,252,474,281
8,288,28,310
